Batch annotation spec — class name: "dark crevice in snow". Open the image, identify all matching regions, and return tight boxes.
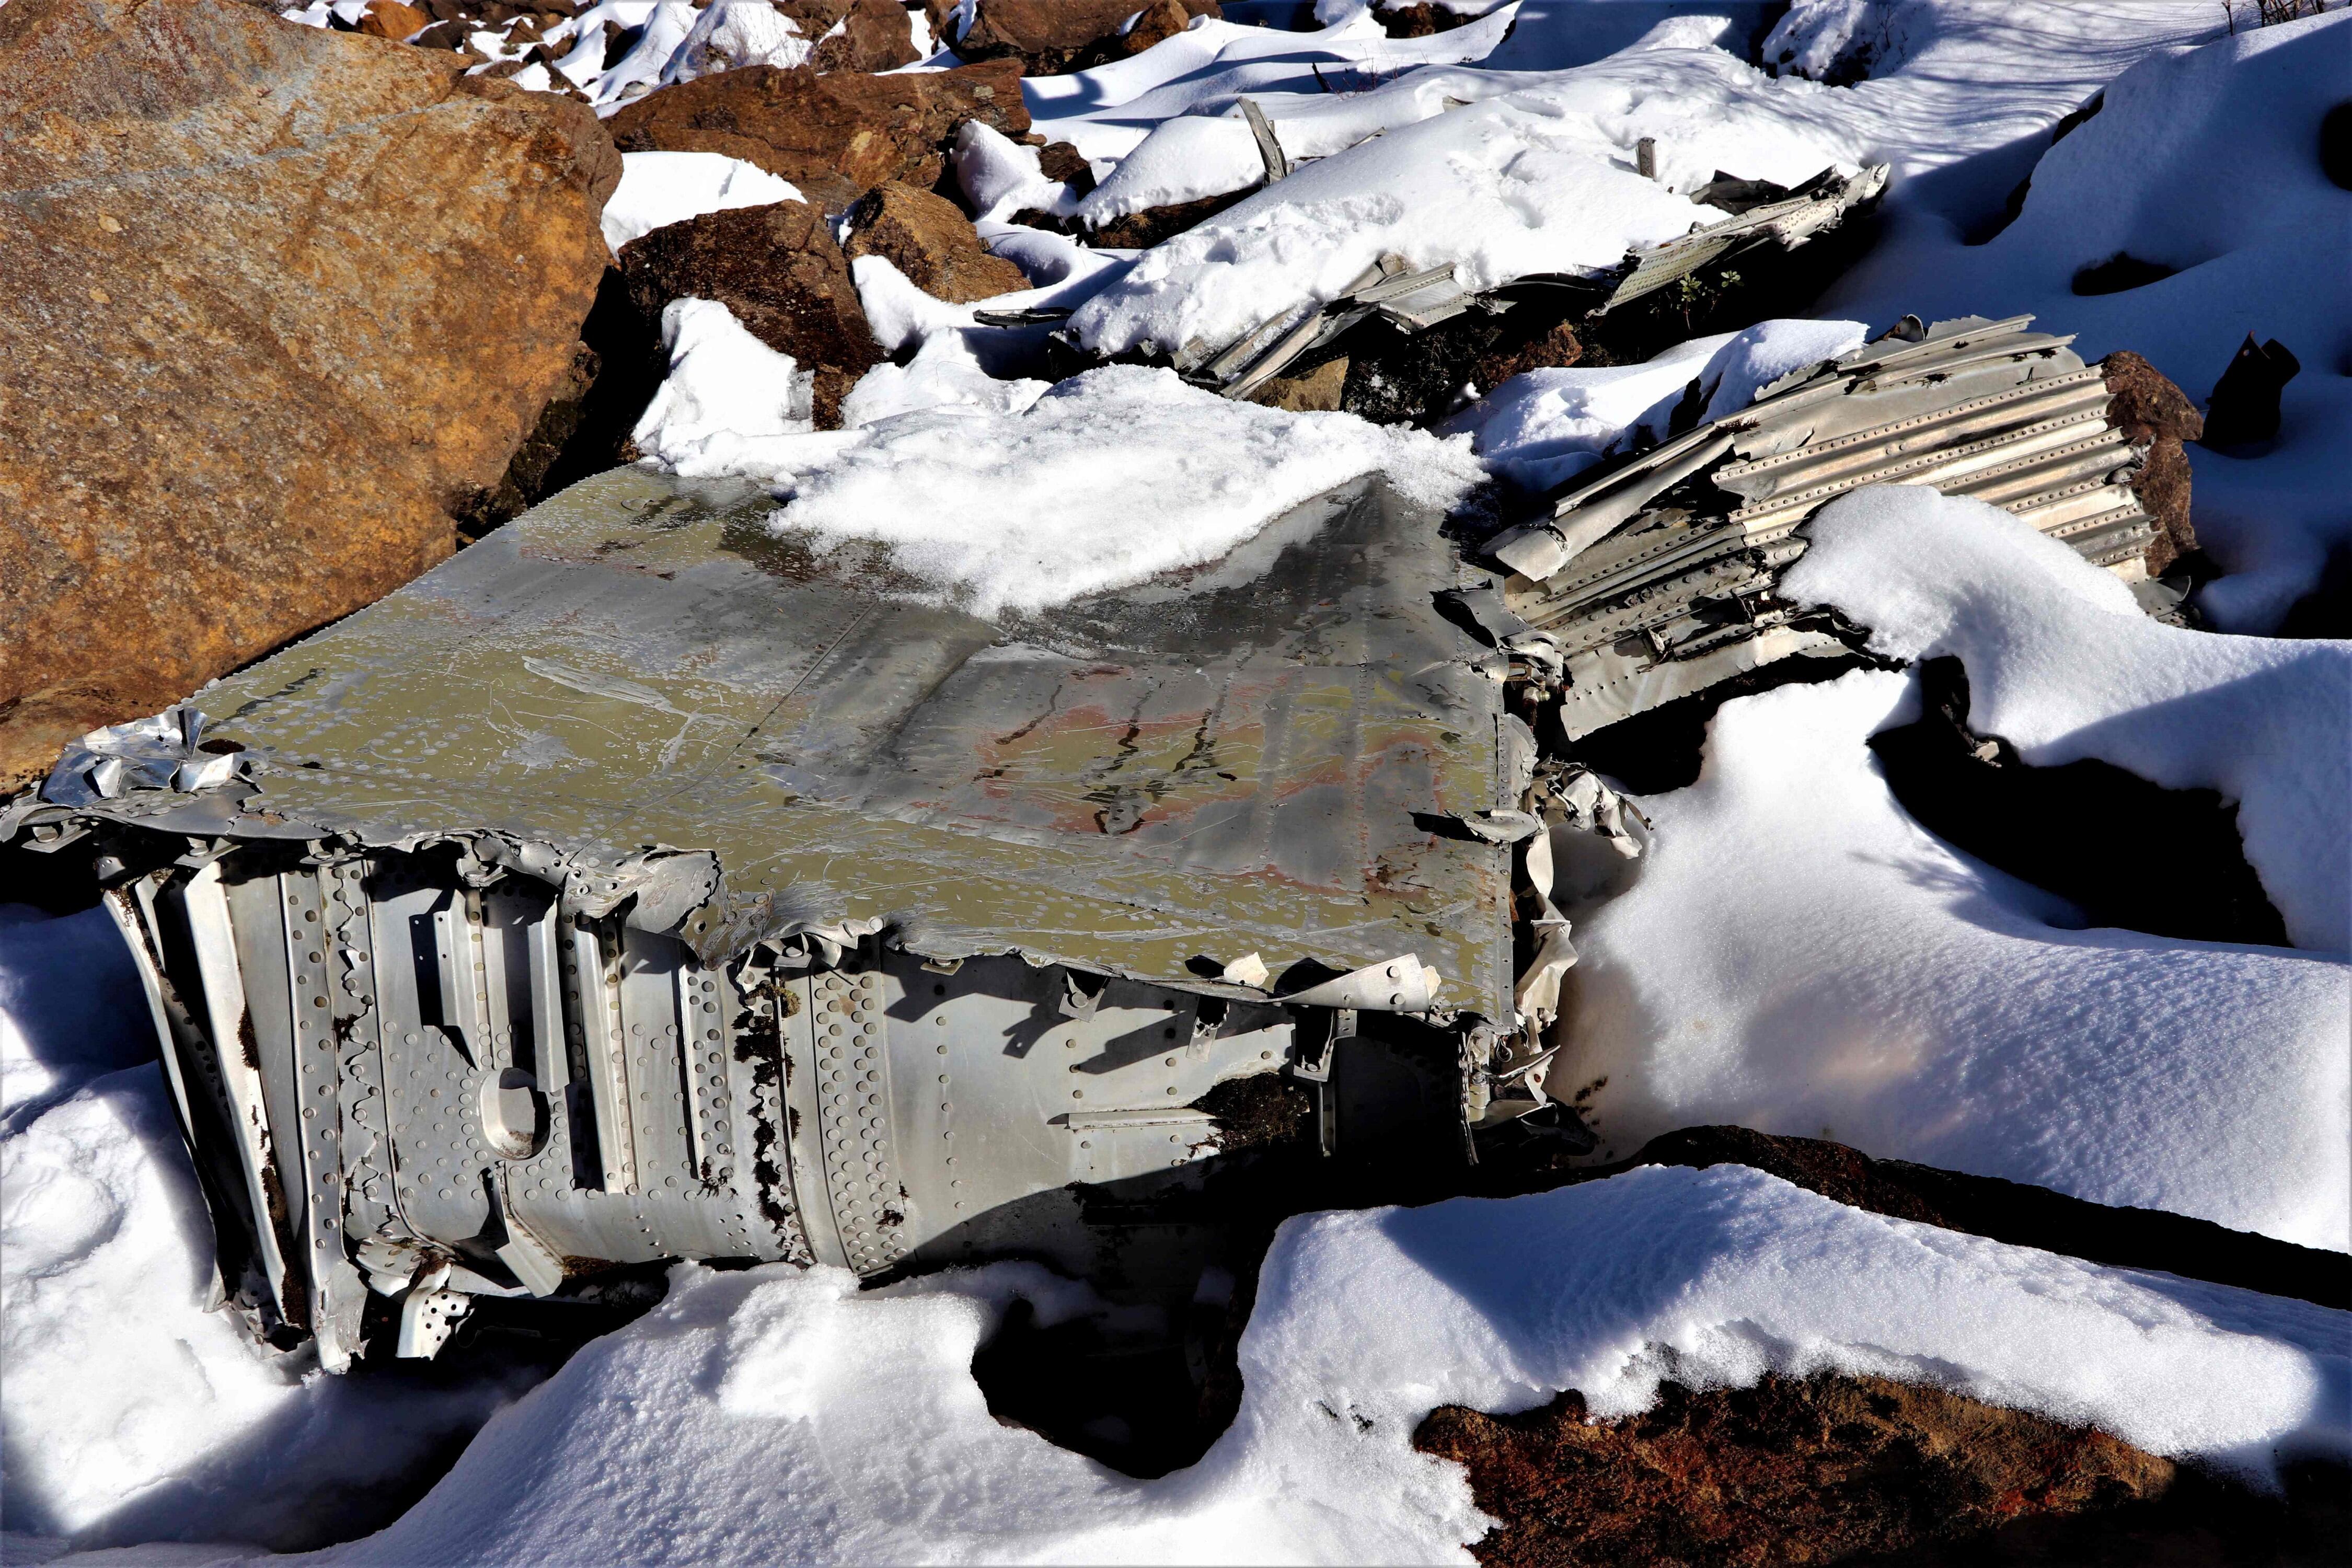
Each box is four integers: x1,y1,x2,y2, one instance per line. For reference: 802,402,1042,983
1871,657,2291,949
1489,1125,2350,1311
1562,652,1883,795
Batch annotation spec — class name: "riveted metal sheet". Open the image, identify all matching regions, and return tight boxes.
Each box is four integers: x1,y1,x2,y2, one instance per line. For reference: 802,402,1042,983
809,970,908,1276
1508,315,2170,736
281,869,365,1367
318,861,402,1247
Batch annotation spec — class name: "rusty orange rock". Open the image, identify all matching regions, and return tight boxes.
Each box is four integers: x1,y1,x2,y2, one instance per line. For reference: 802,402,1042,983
355,0,429,40
606,59,1028,212
953,0,1218,74
0,0,620,785
844,181,1030,304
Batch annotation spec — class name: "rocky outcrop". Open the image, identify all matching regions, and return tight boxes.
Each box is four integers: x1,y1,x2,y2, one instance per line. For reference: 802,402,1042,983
0,0,620,787
951,0,1218,75
605,59,1029,211
620,202,880,427
812,0,919,73
1244,358,1348,412
843,182,1030,303
2098,350,2202,576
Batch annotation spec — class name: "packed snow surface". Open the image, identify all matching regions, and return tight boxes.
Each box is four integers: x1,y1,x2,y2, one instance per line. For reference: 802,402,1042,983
1787,486,2352,954
658,0,811,89
1821,10,2352,629
0,914,528,1554
1067,46,1863,361
1559,661,2349,1252
599,152,801,257
1443,317,1869,491
628,298,838,481
767,363,1486,616
310,1167,2346,1565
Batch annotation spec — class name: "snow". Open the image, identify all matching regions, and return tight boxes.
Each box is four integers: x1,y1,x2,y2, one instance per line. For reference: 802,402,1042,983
1440,317,1867,491
1816,10,2352,630
835,326,1050,430
585,0,696,110
0,905,151,1133
951,121,1071,225
1073,112,1267,226
1557,663,2350,1252
1786,486,2352,954
599,152,802,257
627,298,848,483
1065,48,1864,360
1023,7,1521,163
658,0,811,88
0,916,528,1554
305,1166,2345,1565
16,4,2352,1554
767,363,1487,616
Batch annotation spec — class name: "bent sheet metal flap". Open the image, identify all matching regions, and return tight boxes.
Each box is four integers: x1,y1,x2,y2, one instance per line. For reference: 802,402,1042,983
174,467,1515,1017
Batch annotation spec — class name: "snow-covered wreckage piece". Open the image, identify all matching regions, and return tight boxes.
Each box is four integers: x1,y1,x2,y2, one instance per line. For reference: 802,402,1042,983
1172,165,1889,403
1484,315,2181,737
2,469,1537,1369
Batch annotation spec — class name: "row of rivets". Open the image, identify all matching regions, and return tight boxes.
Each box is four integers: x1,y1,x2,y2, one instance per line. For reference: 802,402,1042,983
812,971,908,1276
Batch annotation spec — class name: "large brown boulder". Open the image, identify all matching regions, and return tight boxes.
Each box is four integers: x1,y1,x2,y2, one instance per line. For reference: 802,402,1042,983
812,0,919,74
0,0,620,788
605,59,1029,212
953,0,1218,74
620,202,881,428
844,181,1030,303
2099,350,2203,577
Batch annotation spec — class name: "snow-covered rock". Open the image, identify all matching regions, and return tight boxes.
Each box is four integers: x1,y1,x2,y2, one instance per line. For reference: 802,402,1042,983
1066,47,1864,362
600,151,802,256
308,1166,2349,1565
658,0,812,87
1787,485,2352,954
1559,656,2348,1251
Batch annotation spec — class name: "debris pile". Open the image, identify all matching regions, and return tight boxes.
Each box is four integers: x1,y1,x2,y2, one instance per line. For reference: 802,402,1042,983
1483,314,2195,738
4,2,2349,1560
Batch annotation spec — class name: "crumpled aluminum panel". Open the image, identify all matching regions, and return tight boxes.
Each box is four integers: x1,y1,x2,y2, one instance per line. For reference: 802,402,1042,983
1491,315,2163,737
94,469,1515,1020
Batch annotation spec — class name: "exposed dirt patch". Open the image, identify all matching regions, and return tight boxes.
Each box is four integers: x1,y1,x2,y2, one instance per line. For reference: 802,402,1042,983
1194,1073,1312,1152
1417,1373,2348,1568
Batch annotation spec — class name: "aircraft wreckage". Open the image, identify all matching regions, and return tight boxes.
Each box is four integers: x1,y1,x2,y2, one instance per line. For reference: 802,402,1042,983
2,314,2181,1368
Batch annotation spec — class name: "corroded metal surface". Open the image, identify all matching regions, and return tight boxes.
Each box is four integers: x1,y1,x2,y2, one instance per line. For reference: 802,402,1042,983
164,468,1513,1016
